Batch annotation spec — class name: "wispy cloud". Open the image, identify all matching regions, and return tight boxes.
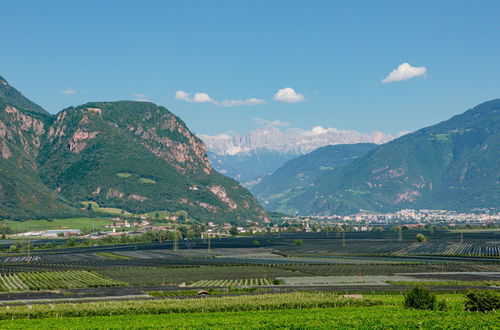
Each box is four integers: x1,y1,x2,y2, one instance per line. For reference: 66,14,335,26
174,90,265,107
60,88,77,95
133,93,149,102
273,87,305,103
253,118,291,127
382,63,427,83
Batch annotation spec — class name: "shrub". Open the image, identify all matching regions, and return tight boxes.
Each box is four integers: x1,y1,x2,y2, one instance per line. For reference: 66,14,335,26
404,287,436,310
294,239,303,246
416,234,428,242
464,289,500,312
437,300,448,311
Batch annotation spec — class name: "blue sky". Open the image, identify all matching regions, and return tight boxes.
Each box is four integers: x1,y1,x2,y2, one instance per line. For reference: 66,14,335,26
1,0,499,135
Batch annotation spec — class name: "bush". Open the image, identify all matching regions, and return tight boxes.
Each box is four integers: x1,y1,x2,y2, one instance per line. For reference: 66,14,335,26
465,289,500,312
404,287,437,310
416,234,428,242
294,239,303,246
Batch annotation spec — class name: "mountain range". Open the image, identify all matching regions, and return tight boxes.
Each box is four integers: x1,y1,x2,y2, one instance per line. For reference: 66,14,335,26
0,75,268,223
199,126,402,186
251,143,377,212
256,99,500,215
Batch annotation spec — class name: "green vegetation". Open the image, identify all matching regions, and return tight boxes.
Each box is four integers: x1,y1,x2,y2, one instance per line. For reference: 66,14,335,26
464,289,500,312
139,178,156,184
1,78,267,223
3,305,497,329
416,233,428,242
389,280,500,287
98,265,302,286
94,252,132,260
81,202,136,217
0,271,125,291
274,99,500,214
0,217,113,233
274,263,494,277
251,144,376,213
0,292,382,320
37,101,267,224
187,278,274,287
116,172,132,178
404,287,438,310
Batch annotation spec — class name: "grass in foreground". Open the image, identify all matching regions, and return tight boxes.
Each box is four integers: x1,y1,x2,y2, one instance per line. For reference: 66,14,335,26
0,305,498,329
0,292,381,320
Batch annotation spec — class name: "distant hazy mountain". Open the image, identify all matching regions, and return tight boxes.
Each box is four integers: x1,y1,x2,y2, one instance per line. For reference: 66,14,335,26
208,150,297,187
200,126,397,156
283,100,500,215
0,75,268,223
251,143,376,212
199,125,400,185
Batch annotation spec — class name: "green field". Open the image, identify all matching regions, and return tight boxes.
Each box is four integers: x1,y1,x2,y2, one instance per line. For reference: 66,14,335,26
0,271,125,291
0,293,497,328
1,306,496,329
1,218,114,233
94,252,132,260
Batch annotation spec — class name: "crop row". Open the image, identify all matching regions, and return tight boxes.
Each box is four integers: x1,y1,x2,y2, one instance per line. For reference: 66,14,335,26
1,256,41,263
187,278,274,287
0,271,125,292
0,292,382,320
393,242,500,256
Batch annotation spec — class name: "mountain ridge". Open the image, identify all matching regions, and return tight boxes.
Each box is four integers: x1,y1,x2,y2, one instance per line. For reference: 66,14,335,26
0,76,268,223
282,99,500,215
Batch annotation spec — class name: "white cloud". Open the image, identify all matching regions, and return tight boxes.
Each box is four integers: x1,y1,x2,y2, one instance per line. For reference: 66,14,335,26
174,90,191,102
60,88,76,95
174,90,265,107
133,93,149,102
218,98,266,107
382,63,427,83
253,118,291,127
193,92,213,103
273,87,305,103
311,126,327,135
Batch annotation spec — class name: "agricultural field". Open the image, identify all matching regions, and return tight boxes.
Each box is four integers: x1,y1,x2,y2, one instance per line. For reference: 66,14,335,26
2,305,497,329
187,278,275,287
0,292,498,328
278,275,422,286
393,241,500,256
98,265,301,286
0,218,114,234
274,263,500,276
0,271,125,291
0,231,497,328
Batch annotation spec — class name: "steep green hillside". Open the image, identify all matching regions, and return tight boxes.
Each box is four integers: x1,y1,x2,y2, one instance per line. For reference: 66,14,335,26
0,76,48,115
0,98,74,219
0,75,268,223
38,101,268,223
286,100,500,215
251,143,376,213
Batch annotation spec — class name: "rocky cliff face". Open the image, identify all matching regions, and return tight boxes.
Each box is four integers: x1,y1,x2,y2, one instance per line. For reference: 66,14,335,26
0,76,268,223
0,100,73,219
37,101,268,223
